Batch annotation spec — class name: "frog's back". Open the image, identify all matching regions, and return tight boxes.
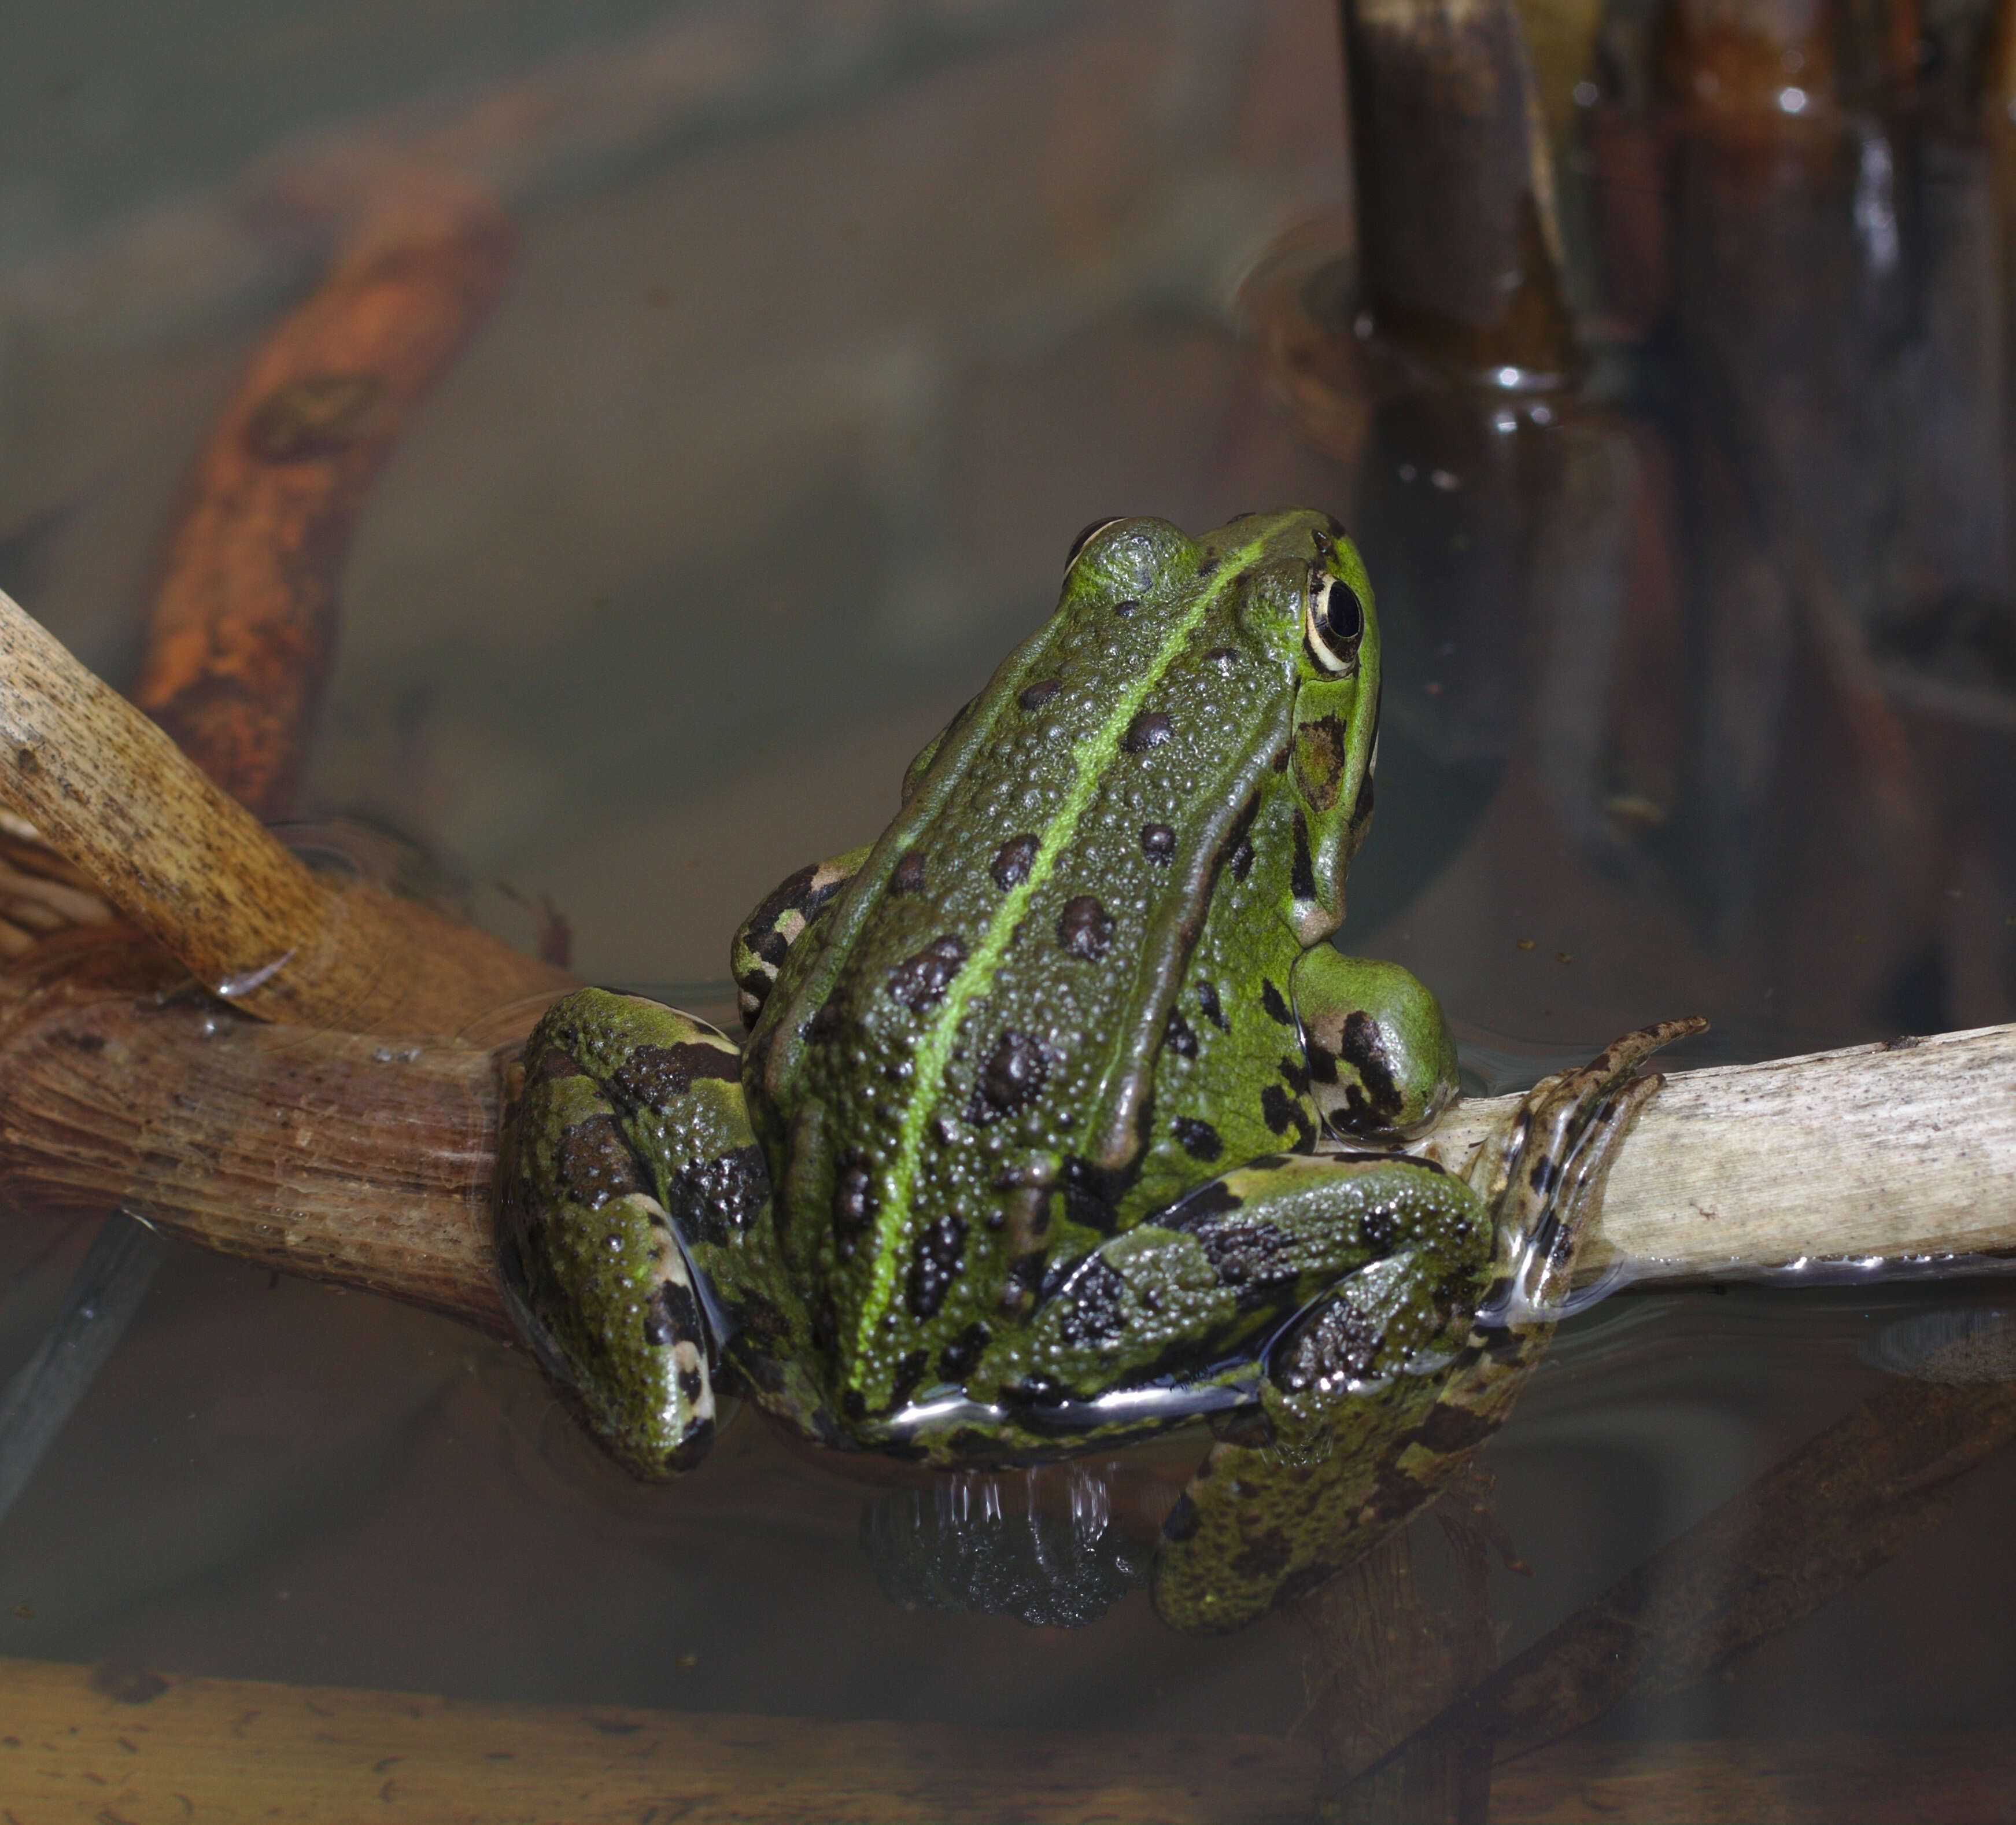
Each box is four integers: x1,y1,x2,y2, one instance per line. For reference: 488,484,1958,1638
745,512,1356,1418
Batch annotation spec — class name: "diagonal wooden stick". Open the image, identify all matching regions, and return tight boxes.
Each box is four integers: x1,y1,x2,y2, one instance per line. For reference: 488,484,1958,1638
0,588,568,1039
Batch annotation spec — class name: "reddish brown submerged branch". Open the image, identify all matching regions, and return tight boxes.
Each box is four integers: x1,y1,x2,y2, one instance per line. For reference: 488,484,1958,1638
131,179,516,823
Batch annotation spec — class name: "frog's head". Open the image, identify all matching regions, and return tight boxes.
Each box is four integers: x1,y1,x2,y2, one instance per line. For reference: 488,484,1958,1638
1062,508,1380,947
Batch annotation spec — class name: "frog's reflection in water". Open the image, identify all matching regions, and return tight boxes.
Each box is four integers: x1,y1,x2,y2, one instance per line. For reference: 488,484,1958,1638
859,1458,1184,1630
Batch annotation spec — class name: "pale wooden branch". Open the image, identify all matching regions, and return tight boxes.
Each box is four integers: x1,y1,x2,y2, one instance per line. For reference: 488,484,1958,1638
0,588,571,1038
0,927,2007,1334
1428,1023,2016,1284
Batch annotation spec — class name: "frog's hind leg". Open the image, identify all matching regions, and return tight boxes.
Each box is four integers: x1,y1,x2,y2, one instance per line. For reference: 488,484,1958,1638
730,844,872,1030
1151,1016,1703,1635
500,989,769,1479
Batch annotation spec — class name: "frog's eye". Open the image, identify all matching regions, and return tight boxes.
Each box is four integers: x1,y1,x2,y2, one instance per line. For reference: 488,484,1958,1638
1065,517,1125,569
1305,567,1365,674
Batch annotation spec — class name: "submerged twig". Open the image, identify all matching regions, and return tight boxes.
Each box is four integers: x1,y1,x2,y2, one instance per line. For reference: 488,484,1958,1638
0,1213,167,1518
1352,1373,2016,1796
132,178,515,822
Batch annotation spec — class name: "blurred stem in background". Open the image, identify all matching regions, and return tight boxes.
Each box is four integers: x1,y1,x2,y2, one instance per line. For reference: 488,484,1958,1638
1259,0,2016,1812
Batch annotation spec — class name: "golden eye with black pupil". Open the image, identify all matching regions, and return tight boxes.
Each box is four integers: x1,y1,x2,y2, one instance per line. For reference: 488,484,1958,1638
1304,566,1365,674
1065,517,1125,568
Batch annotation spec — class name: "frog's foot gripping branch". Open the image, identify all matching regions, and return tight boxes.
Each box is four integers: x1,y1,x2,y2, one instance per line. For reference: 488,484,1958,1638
1151,1016,1704,1637
1469,1015,1712,1333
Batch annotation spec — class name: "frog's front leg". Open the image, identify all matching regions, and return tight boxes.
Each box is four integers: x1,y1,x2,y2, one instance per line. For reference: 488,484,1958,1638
499,989,772,1478
1292,945,1460,1141
1151,1017,1703,1635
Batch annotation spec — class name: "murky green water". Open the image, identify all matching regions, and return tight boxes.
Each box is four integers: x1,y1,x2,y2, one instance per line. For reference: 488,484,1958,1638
1,2,2012,1816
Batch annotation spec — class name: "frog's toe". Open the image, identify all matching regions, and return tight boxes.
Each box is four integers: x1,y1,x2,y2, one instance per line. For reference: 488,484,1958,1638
1472,1015,1706,1325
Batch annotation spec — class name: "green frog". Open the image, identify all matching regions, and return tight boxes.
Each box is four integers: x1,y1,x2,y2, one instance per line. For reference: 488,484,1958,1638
497,510,1693,1632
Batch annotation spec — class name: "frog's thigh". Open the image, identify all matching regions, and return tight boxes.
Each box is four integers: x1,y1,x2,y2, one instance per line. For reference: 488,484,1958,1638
1024,1153,1486,1389
730,844,872,1028
1291,947,1459,1141
503,989,756,1479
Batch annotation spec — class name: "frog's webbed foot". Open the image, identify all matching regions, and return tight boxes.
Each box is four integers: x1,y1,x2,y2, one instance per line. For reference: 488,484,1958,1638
1468,1015,1708,1332
729,845,870,1030
1151,1017,1703,1636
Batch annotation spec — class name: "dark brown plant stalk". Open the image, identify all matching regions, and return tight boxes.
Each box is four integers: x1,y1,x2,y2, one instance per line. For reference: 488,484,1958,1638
1347,1374,2016,1805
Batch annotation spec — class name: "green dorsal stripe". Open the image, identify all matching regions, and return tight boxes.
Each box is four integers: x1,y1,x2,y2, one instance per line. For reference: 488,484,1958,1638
851,537,1265,1370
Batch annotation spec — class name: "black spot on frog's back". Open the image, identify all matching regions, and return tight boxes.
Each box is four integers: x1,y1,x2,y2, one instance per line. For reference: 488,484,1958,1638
1058,896,1115,960
1172,1116,1223,1161
887,935,967,1009
889,849,927,895
992,834,1039,890
907,1215,968,1319
972,1031,1050,1123
832,1148,878,1251
1123,711,1174,753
